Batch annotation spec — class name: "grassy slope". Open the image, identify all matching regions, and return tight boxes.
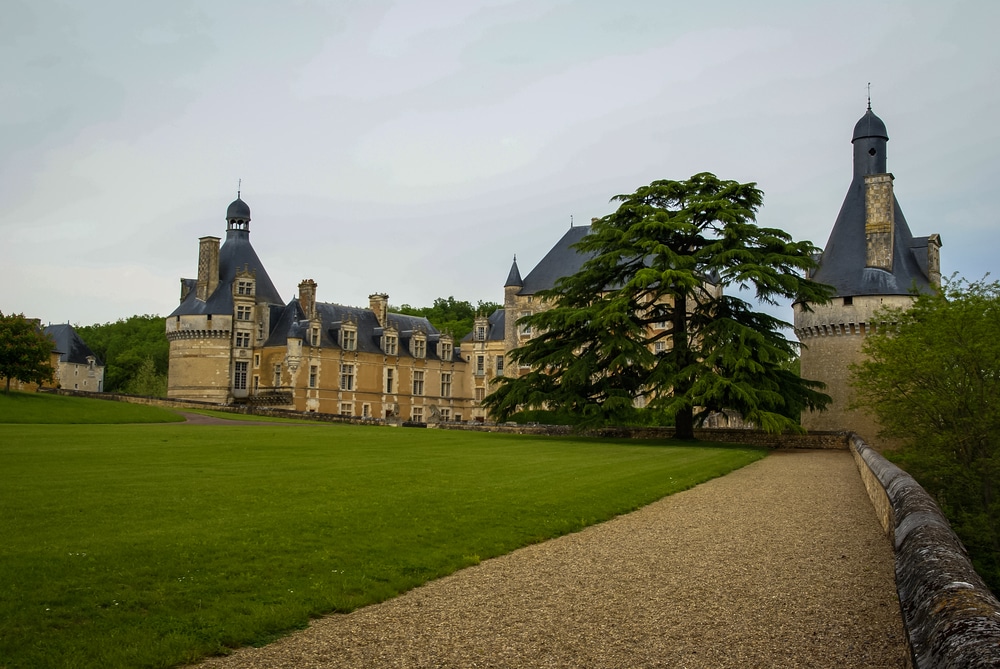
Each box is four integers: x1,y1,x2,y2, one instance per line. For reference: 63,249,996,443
0,391,184,424
0,409,765,668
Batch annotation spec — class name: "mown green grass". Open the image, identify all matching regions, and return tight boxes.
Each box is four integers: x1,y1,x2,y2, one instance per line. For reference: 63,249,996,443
0,418,765,669
0,392,184,424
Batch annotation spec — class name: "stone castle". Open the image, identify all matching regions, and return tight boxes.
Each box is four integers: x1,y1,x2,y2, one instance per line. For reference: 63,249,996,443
794,105,941,442
167,105,941,434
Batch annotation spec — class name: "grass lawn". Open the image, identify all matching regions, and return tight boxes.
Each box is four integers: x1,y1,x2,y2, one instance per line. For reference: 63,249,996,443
0,395,766,668
0,392,184,424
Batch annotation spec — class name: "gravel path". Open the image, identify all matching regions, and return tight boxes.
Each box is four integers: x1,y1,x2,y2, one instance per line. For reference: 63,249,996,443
197,449,908,668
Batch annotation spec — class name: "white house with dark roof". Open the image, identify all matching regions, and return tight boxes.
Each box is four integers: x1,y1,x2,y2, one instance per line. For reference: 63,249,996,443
43,323,104,392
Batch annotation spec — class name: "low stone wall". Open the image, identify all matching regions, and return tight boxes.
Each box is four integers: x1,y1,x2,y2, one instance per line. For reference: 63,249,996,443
850,434,1000,668
437,422,849,449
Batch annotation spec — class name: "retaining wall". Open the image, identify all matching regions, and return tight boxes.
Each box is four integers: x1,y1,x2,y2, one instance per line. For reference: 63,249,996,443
850,435,1000,668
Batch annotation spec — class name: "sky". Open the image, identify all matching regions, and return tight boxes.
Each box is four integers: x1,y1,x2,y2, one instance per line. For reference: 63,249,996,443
2,0,997,328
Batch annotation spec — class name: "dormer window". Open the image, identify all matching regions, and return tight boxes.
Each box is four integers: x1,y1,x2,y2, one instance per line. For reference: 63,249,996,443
310,326,320,347
474,325,486,341
412,333,427,359
237,280,254,296
383,332,398,356
439,340,453,361
341,325,357,351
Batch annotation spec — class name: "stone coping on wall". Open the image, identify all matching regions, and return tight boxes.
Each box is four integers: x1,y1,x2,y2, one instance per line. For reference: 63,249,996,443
850,434,1000,668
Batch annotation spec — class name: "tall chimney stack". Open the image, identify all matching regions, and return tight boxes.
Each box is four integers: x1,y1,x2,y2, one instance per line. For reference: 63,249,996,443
196,236,220,301
298,279,317,319
369,293,389,327
864,173,894,271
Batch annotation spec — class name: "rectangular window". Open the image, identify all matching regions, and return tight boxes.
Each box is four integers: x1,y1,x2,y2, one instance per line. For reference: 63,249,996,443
362,403,371,418
235,331,251,348
654,341,666,353
311,327,320,347
475,387,485,402
234,361,248,390
342,328,356,351
385,368,394,393
475,325,486,341
236,305,252,321
253,354,260,368
654,321,667,330
411,407,424,423
519,311,532,336
309,364,318,388
496,355,504,374
475,355,485,376
237,280,254,295
273,364,281,387
440,341,453,360
384,334,398,355
440,408,451,421
413,338,426,358
340,402,352,416
340,363,355,391
253,375,259,392
412,370,425,396
440,372,452,398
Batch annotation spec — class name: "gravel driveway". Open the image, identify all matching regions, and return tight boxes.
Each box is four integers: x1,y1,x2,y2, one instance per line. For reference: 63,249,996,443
196,449,907,668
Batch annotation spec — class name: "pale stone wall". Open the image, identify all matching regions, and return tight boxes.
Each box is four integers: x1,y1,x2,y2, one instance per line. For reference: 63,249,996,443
55,360,104,392
794,294,914,445
258,342,473,422
166,314,233,402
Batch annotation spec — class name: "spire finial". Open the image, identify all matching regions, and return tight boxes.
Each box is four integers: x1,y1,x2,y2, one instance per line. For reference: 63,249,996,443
237,178,242,199
570,214,574,228
867,83,871,111
513,254,517,262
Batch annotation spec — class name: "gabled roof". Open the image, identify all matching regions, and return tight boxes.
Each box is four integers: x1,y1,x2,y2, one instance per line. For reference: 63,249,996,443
43,324,102,366
519,225,593,295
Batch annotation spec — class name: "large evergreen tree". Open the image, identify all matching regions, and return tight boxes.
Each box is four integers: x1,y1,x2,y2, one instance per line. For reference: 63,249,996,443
482,173,833,438
0,312,55,394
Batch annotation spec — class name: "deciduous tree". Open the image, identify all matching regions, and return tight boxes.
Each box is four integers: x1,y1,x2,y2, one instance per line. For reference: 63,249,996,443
0,312,55,394
482,173,833,438
852,276,1000,593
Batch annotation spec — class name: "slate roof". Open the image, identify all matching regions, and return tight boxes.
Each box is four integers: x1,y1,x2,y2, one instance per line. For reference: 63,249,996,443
460,308,506,343
169,209,284,317
43,324,102,366
810,109,936,298
518,225,593,295
264,299,461,362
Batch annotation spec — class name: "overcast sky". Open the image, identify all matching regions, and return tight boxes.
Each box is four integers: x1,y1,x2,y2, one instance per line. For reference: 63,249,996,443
2,0,997,328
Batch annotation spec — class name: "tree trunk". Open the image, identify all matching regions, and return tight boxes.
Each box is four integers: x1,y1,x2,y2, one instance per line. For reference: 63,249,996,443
671,292,696,440
674,405,695,440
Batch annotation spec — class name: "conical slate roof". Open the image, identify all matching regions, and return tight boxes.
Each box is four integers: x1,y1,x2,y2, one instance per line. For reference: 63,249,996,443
169,198,284,316
810,108,935,298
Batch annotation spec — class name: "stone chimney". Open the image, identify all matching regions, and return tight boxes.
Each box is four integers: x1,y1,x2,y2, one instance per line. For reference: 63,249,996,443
864,173,894,271
927,233,943,287
369,293,389,327
196,236,220,301
298,279,317,319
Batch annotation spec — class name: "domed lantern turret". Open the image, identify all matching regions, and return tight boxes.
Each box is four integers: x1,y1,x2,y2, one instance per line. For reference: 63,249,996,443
227,193,251,231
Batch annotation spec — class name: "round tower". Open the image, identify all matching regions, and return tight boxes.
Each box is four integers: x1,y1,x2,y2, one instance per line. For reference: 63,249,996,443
166,194,285,403
794,106,941,444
